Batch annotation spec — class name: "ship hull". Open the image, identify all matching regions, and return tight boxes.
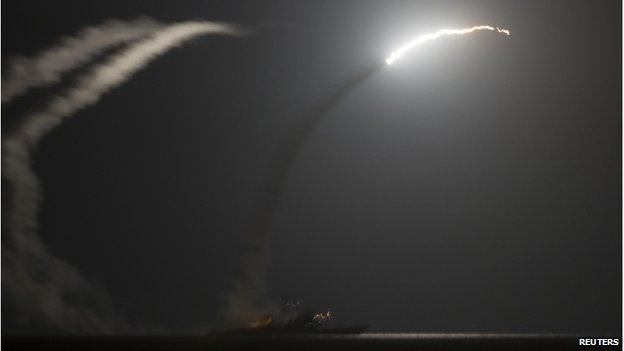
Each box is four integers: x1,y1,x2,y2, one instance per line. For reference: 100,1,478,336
210,325,368,336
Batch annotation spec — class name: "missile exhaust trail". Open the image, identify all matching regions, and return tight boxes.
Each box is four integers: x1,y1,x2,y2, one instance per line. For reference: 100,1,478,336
1,18,162,104
227,24,509,326
386,25,510,65
225,62,383,326
2,20,243,332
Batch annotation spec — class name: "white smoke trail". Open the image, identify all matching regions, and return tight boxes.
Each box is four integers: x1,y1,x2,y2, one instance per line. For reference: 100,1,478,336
386,25,510,65
2,17,162,104
2,20,243,332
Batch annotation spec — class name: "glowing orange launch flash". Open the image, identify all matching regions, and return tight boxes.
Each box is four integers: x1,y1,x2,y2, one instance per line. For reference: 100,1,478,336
386,25,510,65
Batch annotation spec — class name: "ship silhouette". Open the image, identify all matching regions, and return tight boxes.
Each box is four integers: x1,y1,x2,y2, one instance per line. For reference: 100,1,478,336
213,303,367,335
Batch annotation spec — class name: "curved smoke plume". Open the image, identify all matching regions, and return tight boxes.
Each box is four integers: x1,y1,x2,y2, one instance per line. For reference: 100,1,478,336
2,17,162,104
2,20,243,332
225,62,382,326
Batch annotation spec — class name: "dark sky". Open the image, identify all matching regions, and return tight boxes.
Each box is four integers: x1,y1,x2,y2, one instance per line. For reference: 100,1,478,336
2,0,621,334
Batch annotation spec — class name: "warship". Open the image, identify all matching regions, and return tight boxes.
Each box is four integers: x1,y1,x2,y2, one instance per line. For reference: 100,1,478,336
212,302,367,335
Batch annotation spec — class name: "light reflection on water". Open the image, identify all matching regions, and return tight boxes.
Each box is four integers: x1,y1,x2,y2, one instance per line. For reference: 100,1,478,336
358,333,572,338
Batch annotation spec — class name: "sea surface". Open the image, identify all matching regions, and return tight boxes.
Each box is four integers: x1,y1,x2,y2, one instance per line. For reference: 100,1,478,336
3,333,620,350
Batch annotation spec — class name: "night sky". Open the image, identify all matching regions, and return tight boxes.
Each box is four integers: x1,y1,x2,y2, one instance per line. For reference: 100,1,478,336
2,0,621,334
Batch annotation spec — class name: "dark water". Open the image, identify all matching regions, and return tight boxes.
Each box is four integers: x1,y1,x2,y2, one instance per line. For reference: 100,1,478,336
3,333,621,351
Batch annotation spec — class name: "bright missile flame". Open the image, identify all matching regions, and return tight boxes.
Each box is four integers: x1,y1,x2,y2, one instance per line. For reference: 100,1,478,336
386,25,510,65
